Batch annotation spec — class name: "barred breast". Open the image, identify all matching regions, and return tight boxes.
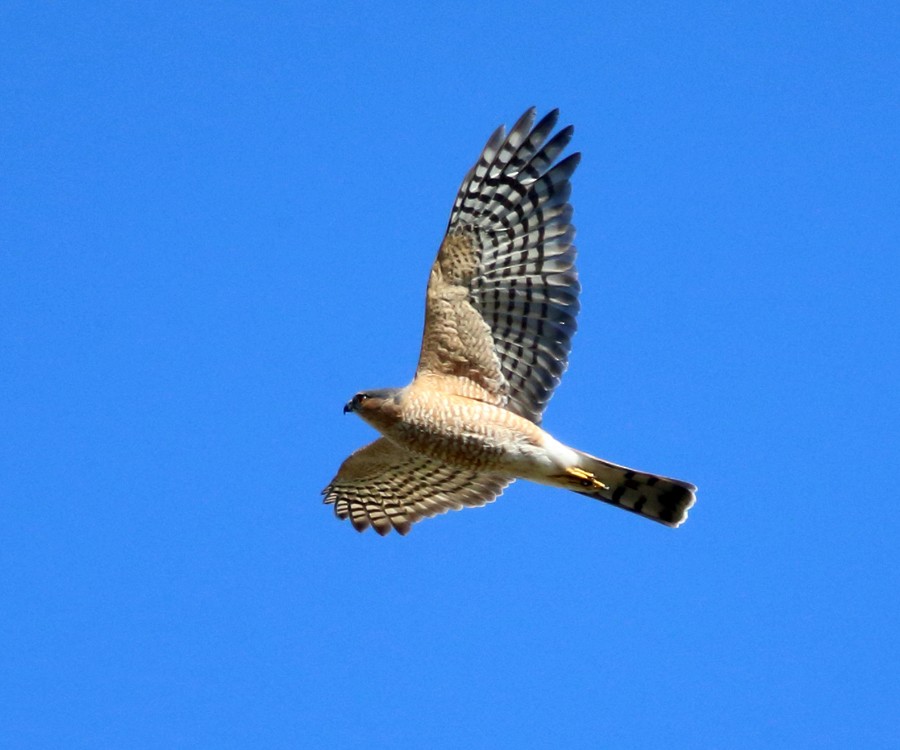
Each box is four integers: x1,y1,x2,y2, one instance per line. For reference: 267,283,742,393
388,388,548,474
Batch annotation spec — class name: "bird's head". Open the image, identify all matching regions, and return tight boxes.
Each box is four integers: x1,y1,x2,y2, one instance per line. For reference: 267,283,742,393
343,388,403,427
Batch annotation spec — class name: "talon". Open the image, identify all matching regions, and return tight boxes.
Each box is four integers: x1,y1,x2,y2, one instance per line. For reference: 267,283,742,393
565,466,609,491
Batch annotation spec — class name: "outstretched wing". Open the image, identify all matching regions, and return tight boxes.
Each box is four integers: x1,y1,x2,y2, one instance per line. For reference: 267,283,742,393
415,108,581,424
322,438,512,535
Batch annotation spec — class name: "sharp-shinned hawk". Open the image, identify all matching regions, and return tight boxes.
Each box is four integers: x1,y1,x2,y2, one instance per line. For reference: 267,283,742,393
323,108,697,535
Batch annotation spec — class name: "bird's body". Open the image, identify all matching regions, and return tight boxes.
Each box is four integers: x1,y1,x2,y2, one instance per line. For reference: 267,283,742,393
323,108,697,535
359,386,559,476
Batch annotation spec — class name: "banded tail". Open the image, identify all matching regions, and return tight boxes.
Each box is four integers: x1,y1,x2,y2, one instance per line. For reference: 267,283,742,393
565,450,697,527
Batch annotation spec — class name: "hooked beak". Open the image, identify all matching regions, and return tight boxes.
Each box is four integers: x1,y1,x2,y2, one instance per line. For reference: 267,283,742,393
343,400,354,415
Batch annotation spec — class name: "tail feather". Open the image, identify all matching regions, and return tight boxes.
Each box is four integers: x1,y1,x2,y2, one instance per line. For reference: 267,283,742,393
570,451,697,527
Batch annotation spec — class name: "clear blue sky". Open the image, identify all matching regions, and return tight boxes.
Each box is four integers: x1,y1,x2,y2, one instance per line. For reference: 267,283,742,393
2,2,898,748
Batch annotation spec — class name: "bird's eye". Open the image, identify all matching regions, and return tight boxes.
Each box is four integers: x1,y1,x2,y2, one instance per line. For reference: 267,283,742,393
356,393,368,404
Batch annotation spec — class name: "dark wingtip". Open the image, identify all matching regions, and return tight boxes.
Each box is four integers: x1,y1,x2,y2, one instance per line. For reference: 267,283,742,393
534,108,561,134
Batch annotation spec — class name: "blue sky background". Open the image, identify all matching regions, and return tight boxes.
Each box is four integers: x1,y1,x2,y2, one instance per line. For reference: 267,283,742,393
2,2,898,748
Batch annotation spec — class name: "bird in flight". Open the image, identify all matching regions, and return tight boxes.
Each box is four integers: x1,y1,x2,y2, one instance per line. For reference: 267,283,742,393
323,108,696,535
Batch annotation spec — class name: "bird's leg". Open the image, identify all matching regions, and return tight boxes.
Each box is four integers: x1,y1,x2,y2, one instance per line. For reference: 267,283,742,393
563,466,609,491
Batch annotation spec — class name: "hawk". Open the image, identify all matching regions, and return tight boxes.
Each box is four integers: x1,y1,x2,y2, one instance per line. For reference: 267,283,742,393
323,108,696,535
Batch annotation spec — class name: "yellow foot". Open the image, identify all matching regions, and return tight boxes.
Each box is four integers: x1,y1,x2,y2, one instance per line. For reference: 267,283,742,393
565,466,609,491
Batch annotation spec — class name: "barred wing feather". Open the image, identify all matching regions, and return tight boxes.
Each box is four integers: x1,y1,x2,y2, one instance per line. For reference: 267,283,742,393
322,438,511,536
415,108,581,424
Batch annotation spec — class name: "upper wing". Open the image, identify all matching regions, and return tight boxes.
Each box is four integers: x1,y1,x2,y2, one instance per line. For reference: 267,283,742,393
415,108,581,424
322,438,511,535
